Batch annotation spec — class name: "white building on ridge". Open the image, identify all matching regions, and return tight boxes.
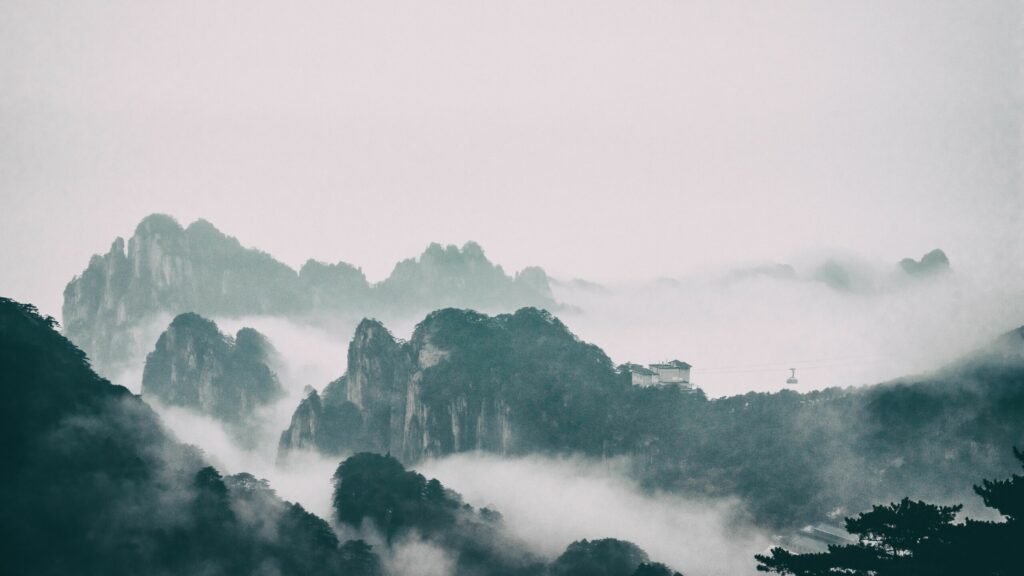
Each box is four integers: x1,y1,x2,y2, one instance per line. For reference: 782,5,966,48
625,360,693,388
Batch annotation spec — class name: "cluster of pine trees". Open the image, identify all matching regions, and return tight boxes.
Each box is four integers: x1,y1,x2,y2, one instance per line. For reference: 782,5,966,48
757,448,1024,575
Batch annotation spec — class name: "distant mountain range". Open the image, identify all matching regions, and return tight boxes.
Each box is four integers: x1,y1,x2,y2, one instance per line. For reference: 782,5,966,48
62,214,555,369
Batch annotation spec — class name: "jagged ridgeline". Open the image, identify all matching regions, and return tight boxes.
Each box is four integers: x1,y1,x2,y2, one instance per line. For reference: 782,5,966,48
142,313,282,423
281,307,622,462
62,213,556,369
283,306,1024,529
0,297,382,576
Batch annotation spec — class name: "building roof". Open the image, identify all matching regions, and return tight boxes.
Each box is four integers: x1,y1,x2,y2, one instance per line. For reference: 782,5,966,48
630,366,656,376
650,360,691,370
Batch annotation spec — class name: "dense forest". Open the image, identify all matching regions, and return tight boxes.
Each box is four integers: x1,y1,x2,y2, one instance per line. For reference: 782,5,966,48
281,307,1024,529
0,297,380,576
2,296,691,575
756,447,1023,575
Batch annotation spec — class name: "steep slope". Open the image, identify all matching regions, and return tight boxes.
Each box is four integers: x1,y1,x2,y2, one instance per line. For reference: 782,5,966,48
331,452,682,576
0,296,380,576
282,307,1024,529
279,307,621,462
63,214,555,369
62,214,308,366
142,312,282,423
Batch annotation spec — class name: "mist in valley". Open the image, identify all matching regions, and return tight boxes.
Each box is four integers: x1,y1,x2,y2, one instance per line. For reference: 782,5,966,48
97,269,1023,575
3,1,1021,574
555,255,1024,395
420,453,771,576
108,309,777,575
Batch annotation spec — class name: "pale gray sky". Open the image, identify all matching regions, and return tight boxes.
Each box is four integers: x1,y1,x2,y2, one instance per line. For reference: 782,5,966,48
1,0,1021,319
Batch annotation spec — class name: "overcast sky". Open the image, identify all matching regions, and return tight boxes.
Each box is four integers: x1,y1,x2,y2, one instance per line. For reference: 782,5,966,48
1,0,1021,319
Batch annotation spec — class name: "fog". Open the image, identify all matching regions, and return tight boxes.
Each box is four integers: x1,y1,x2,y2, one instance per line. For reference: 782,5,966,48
110,315,355,521
555,259,1024,396
2,1,1020,323
99,287,1018,575
149,402,340,521
110,310,776,574
4,2,1021,574
420,453,771,576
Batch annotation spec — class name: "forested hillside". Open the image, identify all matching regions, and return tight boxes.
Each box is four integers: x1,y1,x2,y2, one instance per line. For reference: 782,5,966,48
0,297,381,576
282,308,1024,528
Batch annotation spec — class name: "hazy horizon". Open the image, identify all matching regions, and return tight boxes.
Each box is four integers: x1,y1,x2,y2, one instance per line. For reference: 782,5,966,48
2,0,1022,323
5,4,1024,576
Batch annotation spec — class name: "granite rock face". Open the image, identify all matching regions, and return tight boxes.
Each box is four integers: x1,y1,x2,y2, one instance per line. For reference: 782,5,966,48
63,214,555,370
279,307,621,463
142,313,282,423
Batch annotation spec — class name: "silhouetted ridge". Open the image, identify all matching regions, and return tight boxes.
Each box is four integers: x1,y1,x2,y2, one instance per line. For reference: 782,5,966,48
0,296,382,576
63,214,555,369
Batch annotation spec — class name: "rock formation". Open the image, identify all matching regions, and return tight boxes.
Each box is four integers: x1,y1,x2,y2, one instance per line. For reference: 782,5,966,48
142,312,282,422
279,307,621,463
63,214,556,370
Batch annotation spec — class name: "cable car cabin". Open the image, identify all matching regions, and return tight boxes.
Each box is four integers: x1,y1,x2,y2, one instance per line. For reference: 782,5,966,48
786,368,799,385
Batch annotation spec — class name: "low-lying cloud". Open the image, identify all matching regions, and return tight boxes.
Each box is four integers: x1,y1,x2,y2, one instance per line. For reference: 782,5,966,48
419,452,772,576
554,260,1024,396
110,315,355,521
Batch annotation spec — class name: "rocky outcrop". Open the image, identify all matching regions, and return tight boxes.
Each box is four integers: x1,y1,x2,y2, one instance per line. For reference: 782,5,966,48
63,214,556,370
142,313,282,422
63,214,305,368
279,390,323,454
279,307,622,463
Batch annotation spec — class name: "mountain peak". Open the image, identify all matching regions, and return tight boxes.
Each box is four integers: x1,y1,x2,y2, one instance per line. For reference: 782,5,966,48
142,313,282,423
134,213,184,236
899,248,950,277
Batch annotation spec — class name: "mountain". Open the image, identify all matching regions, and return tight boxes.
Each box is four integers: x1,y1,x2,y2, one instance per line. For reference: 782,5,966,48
0,296,381,576
377,241,554,312
331,452,683,576
279,307,621,463
899,248,951,277
63,214,556,369
282,307,1024,529
142,313,282,424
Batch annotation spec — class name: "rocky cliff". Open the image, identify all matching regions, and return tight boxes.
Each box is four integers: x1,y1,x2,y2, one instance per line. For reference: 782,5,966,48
279,305,1024,530
63,214,307,367
142,312,282,423
279,307,622,463
63,214,556,369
